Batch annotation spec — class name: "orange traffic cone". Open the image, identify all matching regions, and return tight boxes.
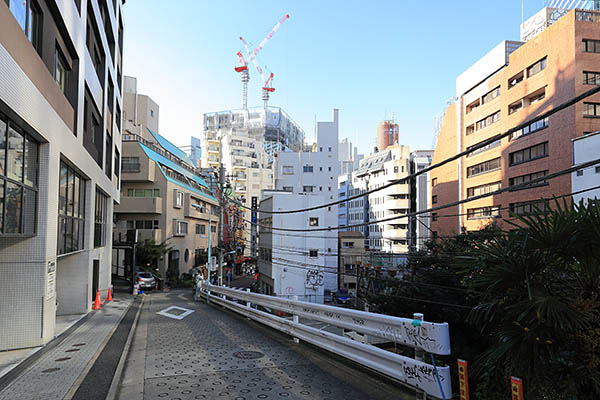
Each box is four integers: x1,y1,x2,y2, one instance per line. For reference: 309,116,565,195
105,288,113,302
93,289,102,310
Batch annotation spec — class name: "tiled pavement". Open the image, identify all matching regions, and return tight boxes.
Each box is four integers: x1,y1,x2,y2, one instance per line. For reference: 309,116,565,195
118,290,412,400
0,298,132,400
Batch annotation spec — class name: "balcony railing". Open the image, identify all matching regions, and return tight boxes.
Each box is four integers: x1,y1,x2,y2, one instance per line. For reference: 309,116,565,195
123,133,200,176
122,163,141,173
576,10,600,23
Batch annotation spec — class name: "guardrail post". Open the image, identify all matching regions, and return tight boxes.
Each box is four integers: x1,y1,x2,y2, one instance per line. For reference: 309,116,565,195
413,312,426,400
246,288,251,310
292,295,299,344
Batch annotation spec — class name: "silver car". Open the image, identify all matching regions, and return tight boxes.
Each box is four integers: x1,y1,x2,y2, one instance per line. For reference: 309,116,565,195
137,271,156,290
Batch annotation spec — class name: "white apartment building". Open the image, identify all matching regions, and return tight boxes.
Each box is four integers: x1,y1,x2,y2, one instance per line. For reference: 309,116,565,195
202,107,304,256
410,150,434,250
265,109,341,294
347,144,412,254
338,138,363,228
0,0,124,351
572,131,600,205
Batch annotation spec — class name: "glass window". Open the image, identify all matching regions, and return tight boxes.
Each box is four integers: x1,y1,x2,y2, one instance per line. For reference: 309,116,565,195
23,136,37,187
58,162,85,254
5,182,22,233
7,125,24,182
9,0,27,32
0,115,6,175
0,181,3,233
94,189,107,247
55,49,68,94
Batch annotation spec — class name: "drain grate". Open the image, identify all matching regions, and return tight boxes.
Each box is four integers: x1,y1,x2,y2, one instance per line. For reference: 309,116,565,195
41,368,60,373
55,357,71,362
72,343,86,347
65,349,80,353
233,351,264,360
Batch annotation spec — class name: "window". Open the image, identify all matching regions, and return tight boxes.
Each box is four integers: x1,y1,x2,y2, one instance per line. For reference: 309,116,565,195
596,166,600,174
282,186,293,192
577,170,584,176
58,162,85,254
508,71,524,88
527,57,547,77
126,188,160,197
466,139,501,157
196,224,206,235
328,147,332,152
583,102,600,117
432,213,438,221
175,220,188,236
211,225,216,233
482,86,500,104
583,39,600,53
393,166,398,173
467,181,501,198
432,195,438,204
467,157,501,177
303,185,313,192
509,170,548,189
583,71,600,85
303,165,314,173
309,249,318,258
83,88,103,165
508,100,523,115
509,142,548,166
328,166,332,171
510,117,548,141
130,219,160,230
510,200,547,215
476,111,500,131
466,98,481,114
0,115,38,235
9,0,43,54
94,189,107,247
175,191,184,208
309,217,319,226
282,165,294,174
432,177,438,187
467,206,501,219
54,48,69,95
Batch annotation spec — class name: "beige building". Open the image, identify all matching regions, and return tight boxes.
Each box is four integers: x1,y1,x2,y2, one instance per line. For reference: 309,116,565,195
337,232,365,297
115,79,217,281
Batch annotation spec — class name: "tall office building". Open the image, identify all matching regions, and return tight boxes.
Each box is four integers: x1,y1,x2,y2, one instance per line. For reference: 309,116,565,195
431,7,600,237
0,0,124,351
377,120,399,152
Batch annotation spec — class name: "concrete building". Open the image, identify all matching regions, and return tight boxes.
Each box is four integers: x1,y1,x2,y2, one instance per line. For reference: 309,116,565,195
189,136,202,168
202,106,304,256
123,76,158,134
337,231,365,297
572,131,600,205
116,80,218,281
431,7,600,237
261,109,341,296
337,138,364,229
410,150,434,250
347,144,412,254
377,120,399,152
0,0,124,351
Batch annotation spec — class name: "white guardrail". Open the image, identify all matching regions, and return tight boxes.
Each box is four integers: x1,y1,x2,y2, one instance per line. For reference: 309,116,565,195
196,283,452,399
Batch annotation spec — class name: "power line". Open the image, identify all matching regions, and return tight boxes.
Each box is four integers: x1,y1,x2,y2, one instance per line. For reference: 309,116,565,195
228,84,600,215
241,157,600,232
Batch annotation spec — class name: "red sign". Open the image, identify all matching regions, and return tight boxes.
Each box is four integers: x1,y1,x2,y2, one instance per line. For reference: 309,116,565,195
457,359,469,400
511,376,524,400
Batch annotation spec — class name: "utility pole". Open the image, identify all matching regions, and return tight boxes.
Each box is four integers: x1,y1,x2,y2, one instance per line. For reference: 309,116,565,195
218,164,225,286
207,211,211,303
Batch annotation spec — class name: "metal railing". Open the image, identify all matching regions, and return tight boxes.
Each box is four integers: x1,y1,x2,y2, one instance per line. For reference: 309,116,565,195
196,283,452,399
123,133,198,176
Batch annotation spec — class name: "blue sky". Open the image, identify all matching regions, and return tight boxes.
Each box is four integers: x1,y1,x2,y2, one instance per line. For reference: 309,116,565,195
122,1,549,156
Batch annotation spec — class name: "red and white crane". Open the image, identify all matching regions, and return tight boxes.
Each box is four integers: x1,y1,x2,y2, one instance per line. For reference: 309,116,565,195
234,13,289,110
240,37,276,110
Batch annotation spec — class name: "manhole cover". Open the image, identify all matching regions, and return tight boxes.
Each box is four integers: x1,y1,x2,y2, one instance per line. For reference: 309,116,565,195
233,351,264,360
55,357,71,362
41,368,60,373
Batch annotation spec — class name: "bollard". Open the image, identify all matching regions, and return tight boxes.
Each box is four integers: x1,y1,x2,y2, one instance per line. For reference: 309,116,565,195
413,312,426,400
292,295,299,344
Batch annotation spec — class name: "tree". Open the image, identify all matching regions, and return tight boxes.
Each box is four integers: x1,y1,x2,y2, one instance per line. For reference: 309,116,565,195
135,239,171,279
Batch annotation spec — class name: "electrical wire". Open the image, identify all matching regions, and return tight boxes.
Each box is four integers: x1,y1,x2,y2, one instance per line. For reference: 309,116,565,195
226,84,600,214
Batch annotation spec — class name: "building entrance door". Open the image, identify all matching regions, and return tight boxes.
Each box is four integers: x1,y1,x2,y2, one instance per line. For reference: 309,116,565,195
92,260,100,301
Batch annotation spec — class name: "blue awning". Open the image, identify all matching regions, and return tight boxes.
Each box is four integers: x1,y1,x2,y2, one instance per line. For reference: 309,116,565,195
147,127,196,167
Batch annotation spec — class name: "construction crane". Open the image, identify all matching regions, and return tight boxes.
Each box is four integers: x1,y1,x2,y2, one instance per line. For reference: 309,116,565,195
234,13,289,110
240,37,276,110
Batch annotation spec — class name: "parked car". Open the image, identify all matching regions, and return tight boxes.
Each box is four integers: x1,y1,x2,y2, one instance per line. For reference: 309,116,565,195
334,288,351,305
137,271,156,290
324,289,333,303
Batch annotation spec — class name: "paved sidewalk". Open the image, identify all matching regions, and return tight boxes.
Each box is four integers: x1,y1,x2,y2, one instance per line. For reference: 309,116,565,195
117,290,412,400
0,298,133,400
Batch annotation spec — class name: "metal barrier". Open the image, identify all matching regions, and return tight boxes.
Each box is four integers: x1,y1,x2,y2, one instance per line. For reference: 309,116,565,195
196,283,452,399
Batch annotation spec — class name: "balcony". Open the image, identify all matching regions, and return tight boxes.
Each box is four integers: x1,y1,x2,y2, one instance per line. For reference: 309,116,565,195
114,228,162,243
207,145,220,153
206,133,219,142
383,228,408,240
386,198,410,210
115,196,163,214
233,172,247,180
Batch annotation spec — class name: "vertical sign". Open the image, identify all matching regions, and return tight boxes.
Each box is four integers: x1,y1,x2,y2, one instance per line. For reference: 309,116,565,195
251,196,258,224
511,376,524,400
47,260,56,299
457,359,469,400
251,196,258,258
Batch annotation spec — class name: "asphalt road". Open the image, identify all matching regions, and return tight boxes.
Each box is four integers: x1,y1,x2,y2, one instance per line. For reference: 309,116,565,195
118,289,413,400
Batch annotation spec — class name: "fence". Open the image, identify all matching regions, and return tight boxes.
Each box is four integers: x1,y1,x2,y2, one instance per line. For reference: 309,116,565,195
196,283,452,399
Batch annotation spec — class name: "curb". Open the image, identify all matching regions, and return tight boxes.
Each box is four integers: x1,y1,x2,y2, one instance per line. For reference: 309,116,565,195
105,295,145,400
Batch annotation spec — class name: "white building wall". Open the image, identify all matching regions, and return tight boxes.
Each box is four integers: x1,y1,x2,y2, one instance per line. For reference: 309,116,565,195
572,132,600,205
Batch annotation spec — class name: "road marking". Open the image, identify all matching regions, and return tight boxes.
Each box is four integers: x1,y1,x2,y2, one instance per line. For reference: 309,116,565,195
156,306,194,320
178,293,188,301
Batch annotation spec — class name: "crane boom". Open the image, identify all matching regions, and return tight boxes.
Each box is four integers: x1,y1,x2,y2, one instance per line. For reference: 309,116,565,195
240,36,266,82
247,13,289,63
